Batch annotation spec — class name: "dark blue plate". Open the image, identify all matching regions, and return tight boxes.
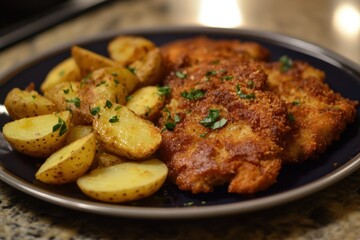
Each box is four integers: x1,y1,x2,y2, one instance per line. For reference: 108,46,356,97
0,27,359,219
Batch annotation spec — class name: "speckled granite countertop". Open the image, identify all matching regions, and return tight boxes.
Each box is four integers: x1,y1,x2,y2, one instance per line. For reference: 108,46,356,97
1,0,360,239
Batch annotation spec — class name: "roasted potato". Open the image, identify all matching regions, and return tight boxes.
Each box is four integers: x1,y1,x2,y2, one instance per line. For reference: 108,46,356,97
91,152,128,170
43,81,85,125
4,88,57,120
35,133,96,184
129,48,165,87
92,100,162,159
108,36,155,66
126,86,166,121
77,158,168,203
77,67,134,124
2,111,71,158
40,58,81,92
66,125,93,144
72,46,117,77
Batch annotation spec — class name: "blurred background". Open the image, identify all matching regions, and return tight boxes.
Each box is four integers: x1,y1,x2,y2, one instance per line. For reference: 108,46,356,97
0,0,359,74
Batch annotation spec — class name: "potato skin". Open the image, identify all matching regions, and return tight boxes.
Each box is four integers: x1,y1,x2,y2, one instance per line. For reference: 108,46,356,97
126,86,166,121
40,58,81,92
72,46,117,77
77,159,168,203
4,88,57,120
35,133,96,184
92,100,162,159
108,36,155,66
2,111,71,158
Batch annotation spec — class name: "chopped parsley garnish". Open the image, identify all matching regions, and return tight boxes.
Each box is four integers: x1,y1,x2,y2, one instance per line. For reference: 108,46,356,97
126,95,133,102
109,115,119,123
200,109,227,130
236,84,255,100
205,70,217,81
175,71,187,79
59,70,65,77
158,86,171,96
292,100,301,106
221,76,233,81
174,114,181,123
287,113,295,122
126,66,136,74
164,122,176,131
65,97,81,108
52,117,67,136
63,89,70,94
81,73,92,87
111,72,118,77
247,80,255,89
31,95,36,99
114,78,119,86
199,133,207,138
279,55,293,72
104,100,113,109
90,106,100,116
115,106,122,110
181,89,205,101
96,81,106,87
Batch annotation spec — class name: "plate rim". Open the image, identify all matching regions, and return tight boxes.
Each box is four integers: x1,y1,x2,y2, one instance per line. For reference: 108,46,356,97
0,26,360,219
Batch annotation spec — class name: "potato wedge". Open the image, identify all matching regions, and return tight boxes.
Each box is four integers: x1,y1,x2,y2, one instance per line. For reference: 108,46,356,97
35,133,96,184
108,36,155,65
129,48,165,87
77,67,133,124
40,58,81,92
66,125,93,144
126,86,166,121
92,100,162,159
91,152,128,170
2,111,71,158
44,81,85,125
77,159,168,203
72,46,117,77
4,88,57,120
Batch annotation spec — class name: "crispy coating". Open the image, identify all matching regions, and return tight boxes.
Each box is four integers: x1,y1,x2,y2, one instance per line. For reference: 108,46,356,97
158,57,290,194
263,61,358,163
161,36,270,74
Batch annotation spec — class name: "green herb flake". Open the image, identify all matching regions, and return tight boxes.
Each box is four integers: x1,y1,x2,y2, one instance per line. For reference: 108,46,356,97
236,84,255,100
114,79,119,86
200,109,220,128
221,75,233,81
199,133,207,138
181,89,205,101
59,70,65,77
52,117,67,136
115,106,122,110
63,89,70,94
109,115,119,123
183,201,194,207
292,100,301,106
211,118,227,130
111,72,118,77
65,97,81,108
126,95,133,102
164,122,176,131
31,95,36,99
174,114,181,123
247,80,255,89
104,100,113,109
126,66,136,74
175,71,187,79
90,106,100,116
287,113,295,122
96,81,106,87
205,70,217,81
279,55,293,72
158,86,171,96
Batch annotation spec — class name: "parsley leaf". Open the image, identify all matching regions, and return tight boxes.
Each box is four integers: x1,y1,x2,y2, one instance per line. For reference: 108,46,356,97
90,106,100,116
126,95,133,102
236,84,255,100
200,109,220,128
279,55,293,72
175,71,187,79
109,115,119,123
52,117,67,136
181,89,205,101
211,118,227,130
126,66,136,74
65,97,81,108
158,86,171,96
164,122,176,131
104,100,113,109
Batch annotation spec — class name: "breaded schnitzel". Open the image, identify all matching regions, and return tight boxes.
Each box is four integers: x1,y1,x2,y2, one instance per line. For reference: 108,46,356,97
158,57,290,194
262,59,358,163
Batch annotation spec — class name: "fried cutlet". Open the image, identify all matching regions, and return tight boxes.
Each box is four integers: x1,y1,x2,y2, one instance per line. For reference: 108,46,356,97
158,58,290,194
262,60,358,163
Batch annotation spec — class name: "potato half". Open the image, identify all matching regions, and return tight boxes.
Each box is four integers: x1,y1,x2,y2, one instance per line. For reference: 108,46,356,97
92,100,162,159
2,111,71,158
77,159,168,203
4,88,57,120
36,133,96,184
